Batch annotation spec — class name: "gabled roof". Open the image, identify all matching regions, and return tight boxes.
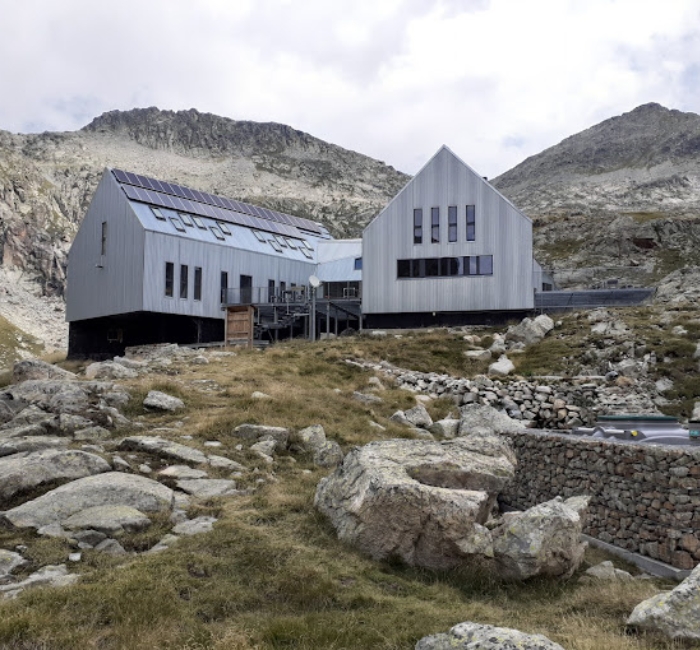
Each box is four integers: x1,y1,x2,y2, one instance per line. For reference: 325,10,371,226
363,145,531,231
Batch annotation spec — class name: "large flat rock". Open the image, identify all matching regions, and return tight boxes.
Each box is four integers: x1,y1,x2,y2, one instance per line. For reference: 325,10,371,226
0,449,110,504
118,436,208,465
2,472,174,530
315,437,515,569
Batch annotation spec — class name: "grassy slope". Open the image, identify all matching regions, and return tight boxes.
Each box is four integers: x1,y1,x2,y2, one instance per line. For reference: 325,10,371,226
0,314,43,373
0,330,695,650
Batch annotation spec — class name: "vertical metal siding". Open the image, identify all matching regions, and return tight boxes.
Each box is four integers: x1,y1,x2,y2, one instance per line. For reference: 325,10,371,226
142,233,317,320
66,172,145,321
362,147,533,315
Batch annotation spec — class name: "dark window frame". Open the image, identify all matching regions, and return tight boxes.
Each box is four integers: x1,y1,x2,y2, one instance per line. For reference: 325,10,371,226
180,264,189,299
413,208,423,244
431,207,440,243
165,262,174,297
354,257,362,271
396,255,493,279
194,267,202,301
220,271,228,303
100,221,107,256
448,206,457,242
466,205,476,241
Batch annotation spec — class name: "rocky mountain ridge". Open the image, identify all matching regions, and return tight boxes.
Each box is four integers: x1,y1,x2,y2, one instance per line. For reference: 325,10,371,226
1,103,700,355
493,103,700,286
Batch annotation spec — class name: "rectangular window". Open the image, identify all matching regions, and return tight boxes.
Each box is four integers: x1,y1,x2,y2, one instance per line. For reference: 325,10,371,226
152,207,166,221
165,262,174,297
220,271,228,303
431,207,440,243
413,208,423,244
397,255,493,279
193,216,206,229
285,238,298,249
448,206,457,242
478,255,493,275
179,213,194,227
466,205,476,241
170,216,186,232
100,221,107,256
180,265,188,299
440,257,459,276
194,267,202,301
280,281,286,299
268,279,276,302
210,225,225,241
240,275,252,304
270,239,283,253
354,257,362,271
253,230,266,242
218,221,231,235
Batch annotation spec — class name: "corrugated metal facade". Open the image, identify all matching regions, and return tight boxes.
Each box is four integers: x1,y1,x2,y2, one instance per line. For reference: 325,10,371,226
67,169,325,324
66,173,145,322
361,146,534,315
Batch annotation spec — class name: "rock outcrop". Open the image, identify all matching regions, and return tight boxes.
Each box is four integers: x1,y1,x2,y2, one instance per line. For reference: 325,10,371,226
315,437,514,569
416,622,565,650
315,436,590,579
627,562,700,640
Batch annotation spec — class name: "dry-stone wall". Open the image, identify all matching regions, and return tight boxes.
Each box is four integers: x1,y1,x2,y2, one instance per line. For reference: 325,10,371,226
350,358,659,429
500,430,700,570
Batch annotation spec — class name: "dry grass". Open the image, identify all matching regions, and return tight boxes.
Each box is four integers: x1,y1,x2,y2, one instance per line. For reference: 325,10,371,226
0,331,694,649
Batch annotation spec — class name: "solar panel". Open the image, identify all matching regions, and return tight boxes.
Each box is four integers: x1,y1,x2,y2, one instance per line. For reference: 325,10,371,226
122,184,139,200
114,168,326,238
113,169,130,184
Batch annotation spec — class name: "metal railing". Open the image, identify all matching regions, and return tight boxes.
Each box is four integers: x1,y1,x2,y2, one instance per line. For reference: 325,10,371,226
222,286,310,306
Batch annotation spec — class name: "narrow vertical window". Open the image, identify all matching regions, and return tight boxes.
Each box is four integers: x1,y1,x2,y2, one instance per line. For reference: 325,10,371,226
180,264,188,299
448,206,457,242
268,279,276,302
466,205,476,241
413,208,423,244
354,257,362,270
194,267,202,301
100,221,107,256
165,262,174,297
431,207,440,243
220,271,228,303
180,264,190,298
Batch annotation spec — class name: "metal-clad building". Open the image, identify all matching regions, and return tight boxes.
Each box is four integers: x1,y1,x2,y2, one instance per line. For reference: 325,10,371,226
361,146,535,327
67,168,330,356
67,147,542,355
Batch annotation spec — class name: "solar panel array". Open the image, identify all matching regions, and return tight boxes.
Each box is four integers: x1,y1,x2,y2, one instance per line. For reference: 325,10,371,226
111,168,324,237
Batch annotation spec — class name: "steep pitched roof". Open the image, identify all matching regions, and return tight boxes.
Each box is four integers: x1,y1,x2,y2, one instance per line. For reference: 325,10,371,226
363,145,531,231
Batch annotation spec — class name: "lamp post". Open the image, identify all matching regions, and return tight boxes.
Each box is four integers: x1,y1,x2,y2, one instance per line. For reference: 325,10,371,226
309,275,321,342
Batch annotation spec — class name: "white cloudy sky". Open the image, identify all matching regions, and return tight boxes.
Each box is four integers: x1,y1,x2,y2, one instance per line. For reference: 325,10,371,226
2,0,700,177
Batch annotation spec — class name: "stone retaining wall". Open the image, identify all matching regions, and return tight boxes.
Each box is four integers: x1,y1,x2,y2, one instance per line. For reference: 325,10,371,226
500,430,700,570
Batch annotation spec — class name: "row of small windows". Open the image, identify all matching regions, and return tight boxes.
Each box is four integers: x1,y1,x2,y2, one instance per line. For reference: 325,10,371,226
397,255,493,279
413,205,475,244
151,206,314,257
165,262,202,301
